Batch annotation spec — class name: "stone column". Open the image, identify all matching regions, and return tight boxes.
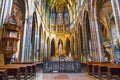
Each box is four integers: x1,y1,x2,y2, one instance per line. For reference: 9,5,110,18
93,6,105,62
21,18,28,62
111,0,120,38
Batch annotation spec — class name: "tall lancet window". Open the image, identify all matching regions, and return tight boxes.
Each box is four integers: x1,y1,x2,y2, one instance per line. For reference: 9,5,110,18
57,7,63,26
64,7,70,25
50,8,56,30
50,6,70,32
0,0,3,21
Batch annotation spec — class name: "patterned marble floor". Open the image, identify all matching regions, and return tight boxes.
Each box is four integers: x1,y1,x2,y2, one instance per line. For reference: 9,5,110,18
33,72,96,80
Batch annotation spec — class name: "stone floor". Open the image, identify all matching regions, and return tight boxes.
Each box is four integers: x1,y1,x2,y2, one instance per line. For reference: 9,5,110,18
33,72,96,80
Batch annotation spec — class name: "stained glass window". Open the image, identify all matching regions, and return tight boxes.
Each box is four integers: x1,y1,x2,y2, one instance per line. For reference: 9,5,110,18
0,0,3,24
50,6,70,31
57,13,63,25
0,0,2,11
50,8,56,30
64,8,69,25
57,7,63,26
0,1,1,12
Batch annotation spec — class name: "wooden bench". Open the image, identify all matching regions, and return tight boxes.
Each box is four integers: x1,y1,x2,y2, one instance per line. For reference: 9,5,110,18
6,64,28,79
87,62,111,76
0,66,21,80
12,62,37,78
0,69,8,80
98,63,111,80
107,64,120,80
87,62,101,75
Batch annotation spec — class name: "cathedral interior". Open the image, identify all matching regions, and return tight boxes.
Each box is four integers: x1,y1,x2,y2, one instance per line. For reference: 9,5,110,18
0,0,120,80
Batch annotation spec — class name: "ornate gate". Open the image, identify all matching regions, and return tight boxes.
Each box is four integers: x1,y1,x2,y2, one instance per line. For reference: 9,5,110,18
43,56,81,72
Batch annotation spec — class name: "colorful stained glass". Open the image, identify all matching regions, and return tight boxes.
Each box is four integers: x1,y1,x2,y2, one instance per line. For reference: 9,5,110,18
50,8,56,26
57,13,63,25
64,13,69,25
0,0,3,23
0,0,2,14
50,13,55,25
64,8,69,25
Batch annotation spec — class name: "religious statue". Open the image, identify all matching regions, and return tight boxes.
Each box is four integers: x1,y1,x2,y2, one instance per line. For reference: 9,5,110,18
5,8,22,27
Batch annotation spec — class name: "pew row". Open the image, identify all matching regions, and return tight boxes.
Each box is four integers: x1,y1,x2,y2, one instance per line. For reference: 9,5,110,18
0,66,21,80
87,62,120,80
0,69,8,80
0,62,41,80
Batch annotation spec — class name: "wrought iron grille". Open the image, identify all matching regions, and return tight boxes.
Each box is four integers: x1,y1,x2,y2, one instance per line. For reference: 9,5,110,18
43,61,81,73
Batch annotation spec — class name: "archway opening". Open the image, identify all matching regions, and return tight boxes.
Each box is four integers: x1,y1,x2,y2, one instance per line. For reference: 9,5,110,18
47,37,50,58
66,38,70,56
72,36,74,57
51,39,55,57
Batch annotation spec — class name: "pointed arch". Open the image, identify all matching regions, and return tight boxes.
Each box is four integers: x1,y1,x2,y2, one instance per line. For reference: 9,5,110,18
66,38,70,56
79,24,83,57
30,11,38,61
51,38,55,57
39,24,43,61
83,11,91,61
47,37,50,58
71,36,74,57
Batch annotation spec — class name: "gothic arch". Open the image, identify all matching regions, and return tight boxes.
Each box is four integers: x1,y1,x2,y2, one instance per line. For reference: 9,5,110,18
79,24,83,53
71,36,75,57
82,11,92,61
98,0,114,61
13,0,26,62
30,11,39,61
66,38,70,56
51,39,55,57
47,37,50,58
39,24,43,60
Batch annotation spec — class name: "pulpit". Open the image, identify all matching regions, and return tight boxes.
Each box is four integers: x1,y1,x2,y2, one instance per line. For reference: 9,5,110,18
2,23,21,64
1,9,22,64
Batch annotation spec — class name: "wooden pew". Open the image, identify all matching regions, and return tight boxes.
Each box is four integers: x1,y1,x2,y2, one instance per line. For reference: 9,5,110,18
0,69,8,80
107,64,120,80
12,62,37,78
87,62,100,75
6,64,28,80
88,62,110,77
0,66,21,80
21,62,37,75
98,63,111,80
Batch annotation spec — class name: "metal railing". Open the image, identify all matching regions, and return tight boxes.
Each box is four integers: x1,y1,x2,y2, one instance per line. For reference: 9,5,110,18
43,61,81,73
